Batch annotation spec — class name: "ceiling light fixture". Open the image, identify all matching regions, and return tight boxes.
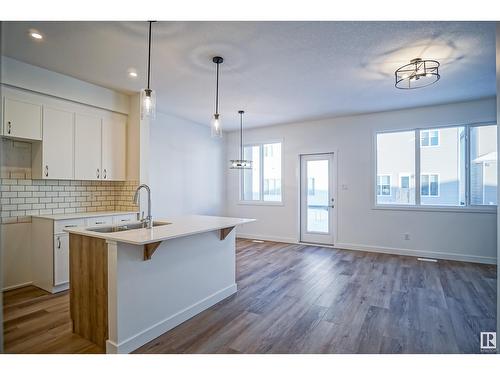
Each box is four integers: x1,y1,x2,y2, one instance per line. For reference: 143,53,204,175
395,58,440,89
211,56,224,138
140,21,156,120
230,110,253,169
128,69,138,78
29,30,43,40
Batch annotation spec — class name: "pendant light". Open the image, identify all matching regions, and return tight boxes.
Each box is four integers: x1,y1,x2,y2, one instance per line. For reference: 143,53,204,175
141,21,156,120
230,110,253,169
395,58,440,89
211,56,224,137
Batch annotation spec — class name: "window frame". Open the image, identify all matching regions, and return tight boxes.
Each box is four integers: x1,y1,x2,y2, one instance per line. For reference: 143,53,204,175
420,129,440,147
238,141,284,206
373,122,497,213
377,174,392,196
399,173,411,189
420,173,440,197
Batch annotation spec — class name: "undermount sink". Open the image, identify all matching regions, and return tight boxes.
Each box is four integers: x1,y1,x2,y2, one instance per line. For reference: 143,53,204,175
86,221,171,233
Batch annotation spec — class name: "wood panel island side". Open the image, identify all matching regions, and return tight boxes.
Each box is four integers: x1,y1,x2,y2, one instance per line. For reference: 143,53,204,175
65,215,255,354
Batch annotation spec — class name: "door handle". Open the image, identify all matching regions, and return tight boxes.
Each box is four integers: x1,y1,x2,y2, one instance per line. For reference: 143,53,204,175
7,121,12,134
103,169,107,179
57,237,61,249
97,168,100,179
45,165,49,177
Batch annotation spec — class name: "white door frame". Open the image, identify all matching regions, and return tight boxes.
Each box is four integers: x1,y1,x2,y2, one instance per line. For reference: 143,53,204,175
299,152,337,246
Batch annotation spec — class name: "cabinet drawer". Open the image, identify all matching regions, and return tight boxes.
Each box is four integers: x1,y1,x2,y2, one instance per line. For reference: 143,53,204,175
113,213,138,224
86,216,113,227
54,218,86,234
54,234,69,286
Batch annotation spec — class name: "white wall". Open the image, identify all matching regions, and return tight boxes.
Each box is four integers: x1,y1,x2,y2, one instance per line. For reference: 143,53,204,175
226,97,497,264
149,112,225,218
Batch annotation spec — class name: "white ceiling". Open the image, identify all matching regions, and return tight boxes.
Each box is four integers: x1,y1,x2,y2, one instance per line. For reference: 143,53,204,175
1,21,496,130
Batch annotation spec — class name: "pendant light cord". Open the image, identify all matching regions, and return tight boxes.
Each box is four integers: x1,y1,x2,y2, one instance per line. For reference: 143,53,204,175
147,21,153,90
240,112,243,160
215,62,219,115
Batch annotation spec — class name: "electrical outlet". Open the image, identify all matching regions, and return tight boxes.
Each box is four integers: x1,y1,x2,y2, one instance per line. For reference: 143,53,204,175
404,233,410,240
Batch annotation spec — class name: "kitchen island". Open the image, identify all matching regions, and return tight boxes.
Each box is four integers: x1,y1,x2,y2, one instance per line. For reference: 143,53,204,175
64,215,255,354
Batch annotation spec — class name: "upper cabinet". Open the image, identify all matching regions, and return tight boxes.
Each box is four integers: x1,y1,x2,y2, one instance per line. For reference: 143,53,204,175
2,86,128,181
33,106,75,180
3,97,42,140
75,113,103,181
102,115,126,181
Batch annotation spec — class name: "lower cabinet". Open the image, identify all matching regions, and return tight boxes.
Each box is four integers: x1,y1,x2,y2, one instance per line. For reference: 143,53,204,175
54,234,70,286
32,212,137,293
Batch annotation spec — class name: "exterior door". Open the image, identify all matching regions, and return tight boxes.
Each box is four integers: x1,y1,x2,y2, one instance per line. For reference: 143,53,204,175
300,153,336,245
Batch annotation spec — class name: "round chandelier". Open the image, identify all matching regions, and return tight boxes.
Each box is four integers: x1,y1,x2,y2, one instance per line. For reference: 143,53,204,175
395,58,440,89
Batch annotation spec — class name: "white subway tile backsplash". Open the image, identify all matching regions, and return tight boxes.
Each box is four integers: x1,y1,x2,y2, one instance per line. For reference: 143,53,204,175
1,139,138,224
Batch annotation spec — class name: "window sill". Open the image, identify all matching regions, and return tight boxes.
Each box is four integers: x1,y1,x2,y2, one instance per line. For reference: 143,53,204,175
238,200,284,207
372,204,497,214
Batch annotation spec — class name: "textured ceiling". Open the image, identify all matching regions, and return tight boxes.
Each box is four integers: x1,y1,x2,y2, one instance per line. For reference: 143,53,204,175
1,21,496,130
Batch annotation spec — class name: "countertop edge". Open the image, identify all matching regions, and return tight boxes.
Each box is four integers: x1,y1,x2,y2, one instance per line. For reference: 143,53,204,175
64,216,256,246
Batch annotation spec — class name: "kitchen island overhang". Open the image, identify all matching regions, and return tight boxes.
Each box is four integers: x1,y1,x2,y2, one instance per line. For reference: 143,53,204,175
65,215,255,354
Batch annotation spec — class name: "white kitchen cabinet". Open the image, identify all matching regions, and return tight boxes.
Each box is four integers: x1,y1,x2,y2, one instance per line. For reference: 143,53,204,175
32,212,138,293
54,234,70,285
3,96,42,140
32,106,75,179
75,113,102,180
102,115,126,180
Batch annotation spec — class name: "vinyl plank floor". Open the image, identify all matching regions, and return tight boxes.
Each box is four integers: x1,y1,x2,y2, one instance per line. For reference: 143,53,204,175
3,239,497,354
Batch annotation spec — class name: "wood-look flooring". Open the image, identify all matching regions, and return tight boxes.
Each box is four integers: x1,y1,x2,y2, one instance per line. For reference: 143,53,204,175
3,239,497,354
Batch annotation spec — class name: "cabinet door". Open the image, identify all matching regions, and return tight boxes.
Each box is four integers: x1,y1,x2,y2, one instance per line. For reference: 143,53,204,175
54,234,69,286
75,113,102,180
3,97,42,140
42,107,74,179
102,116,126,180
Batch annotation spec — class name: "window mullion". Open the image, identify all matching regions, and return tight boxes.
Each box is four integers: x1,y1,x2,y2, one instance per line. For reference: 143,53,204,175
260,145,264,201
415,129,421,206
465,125,471,207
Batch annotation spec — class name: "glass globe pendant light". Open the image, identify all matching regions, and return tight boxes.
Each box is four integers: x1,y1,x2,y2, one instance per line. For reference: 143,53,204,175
230,110,253,169
141,21,156,120
211,56,224,137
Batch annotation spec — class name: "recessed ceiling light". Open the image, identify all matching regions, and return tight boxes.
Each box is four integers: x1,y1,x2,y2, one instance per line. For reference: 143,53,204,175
29,29,43,40
127,68,138,78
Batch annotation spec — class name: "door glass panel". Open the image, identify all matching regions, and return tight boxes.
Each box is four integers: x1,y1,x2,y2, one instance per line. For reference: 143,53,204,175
306,160,329,233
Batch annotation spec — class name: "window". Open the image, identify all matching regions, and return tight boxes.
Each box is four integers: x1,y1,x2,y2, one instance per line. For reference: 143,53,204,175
376,131,415,205
375,124,497,208
470,125,497,205
421,174,439,197
377,175,391,196
400,175,410,189
241,142,282,203
421,129,439,147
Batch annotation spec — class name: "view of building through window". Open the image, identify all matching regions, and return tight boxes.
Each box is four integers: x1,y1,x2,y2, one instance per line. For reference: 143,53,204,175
306,159,329,233
376,125,497,207
376,130,415,204
242,142,282,202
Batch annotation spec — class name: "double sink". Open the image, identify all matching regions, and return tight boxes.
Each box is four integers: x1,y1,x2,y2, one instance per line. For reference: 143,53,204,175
87,221,170,233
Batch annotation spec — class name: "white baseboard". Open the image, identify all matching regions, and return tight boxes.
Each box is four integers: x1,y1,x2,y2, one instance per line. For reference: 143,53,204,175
106,283,238,354
236,233,496,265
237,233,297,244
2,281,32,292
335,242,497,265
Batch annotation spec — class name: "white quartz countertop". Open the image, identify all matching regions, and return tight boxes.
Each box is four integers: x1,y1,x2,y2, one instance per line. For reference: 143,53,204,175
32,211,139,221
64,215,255,245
